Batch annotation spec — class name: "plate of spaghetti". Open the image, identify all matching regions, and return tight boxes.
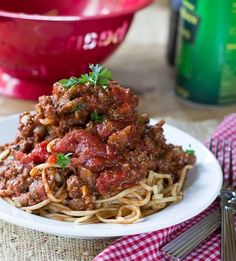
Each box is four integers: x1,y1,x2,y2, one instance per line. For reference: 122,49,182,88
0,65,222,238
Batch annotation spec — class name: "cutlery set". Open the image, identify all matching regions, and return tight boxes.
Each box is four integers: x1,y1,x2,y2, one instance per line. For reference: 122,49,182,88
161,138,236,260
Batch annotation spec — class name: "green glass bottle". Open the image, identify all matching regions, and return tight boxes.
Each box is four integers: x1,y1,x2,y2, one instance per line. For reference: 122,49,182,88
176,0,236,105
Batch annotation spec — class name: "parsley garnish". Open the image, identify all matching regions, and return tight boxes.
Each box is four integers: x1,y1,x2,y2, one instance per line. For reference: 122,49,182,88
79,64,112,89
59,77,81,89
59,64,112,90
57,153,71,169
92,64,112,87
185,144,195,156
90,112,105,123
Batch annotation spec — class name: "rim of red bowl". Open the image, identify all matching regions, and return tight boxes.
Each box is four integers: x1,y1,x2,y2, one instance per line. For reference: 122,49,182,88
0,0,153,21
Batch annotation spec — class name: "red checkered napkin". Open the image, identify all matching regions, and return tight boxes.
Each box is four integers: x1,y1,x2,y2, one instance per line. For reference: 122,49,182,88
94,113,236,261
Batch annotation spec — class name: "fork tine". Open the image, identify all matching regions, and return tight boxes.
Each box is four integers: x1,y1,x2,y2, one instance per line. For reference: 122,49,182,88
228,140,234,188
208,138,236,260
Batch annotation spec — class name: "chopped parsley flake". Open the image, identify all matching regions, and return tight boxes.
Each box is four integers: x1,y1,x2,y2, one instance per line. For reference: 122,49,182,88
90,112,105,123
185,144,195,156
57,153,71,169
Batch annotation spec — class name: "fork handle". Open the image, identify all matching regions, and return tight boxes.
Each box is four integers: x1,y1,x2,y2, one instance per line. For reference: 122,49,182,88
221,200,236,261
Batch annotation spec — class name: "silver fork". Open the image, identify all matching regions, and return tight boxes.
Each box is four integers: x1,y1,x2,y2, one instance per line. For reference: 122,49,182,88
210,139,236,261
160,209,221,260
161,138,236,260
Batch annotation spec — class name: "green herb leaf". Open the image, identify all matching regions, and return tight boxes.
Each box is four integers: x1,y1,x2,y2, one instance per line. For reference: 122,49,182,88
59,64,112,90
80,64,112,88
57,153,71,169
59,77,81,89
185,149,195,156
97,67,112,88
77,74,92,85
90,112,105,123
89,64,101,84
185,144,195,156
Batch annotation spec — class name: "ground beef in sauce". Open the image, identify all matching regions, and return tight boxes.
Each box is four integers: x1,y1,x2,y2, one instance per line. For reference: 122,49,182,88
0,77,196,210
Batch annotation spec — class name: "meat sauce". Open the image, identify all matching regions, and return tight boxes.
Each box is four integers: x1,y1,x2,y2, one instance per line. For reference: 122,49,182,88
0,77,196,210
15,141,50,164
52,129,119,173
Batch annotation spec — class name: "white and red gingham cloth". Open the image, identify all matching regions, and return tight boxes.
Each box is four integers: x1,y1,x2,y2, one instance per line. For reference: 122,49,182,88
94,113,236,261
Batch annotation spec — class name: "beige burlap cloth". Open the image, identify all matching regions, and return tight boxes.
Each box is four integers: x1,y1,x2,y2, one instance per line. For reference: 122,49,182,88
0,119,219,261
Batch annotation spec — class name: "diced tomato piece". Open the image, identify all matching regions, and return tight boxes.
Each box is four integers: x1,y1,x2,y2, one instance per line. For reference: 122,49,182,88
96,169,131,195
15,141,50,164
47,154,57,164
30,140,49,163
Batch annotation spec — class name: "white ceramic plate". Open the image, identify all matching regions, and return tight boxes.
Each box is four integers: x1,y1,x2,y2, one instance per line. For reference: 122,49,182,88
0,115,222,238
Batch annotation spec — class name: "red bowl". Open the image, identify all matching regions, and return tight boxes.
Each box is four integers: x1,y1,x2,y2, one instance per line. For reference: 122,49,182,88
0,0,152,100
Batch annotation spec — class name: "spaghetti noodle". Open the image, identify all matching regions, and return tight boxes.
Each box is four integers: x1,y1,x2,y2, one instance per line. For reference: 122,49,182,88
1,164,192,224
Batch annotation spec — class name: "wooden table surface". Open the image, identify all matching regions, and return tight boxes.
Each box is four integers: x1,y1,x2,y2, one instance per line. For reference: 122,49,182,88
1,2,236,121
